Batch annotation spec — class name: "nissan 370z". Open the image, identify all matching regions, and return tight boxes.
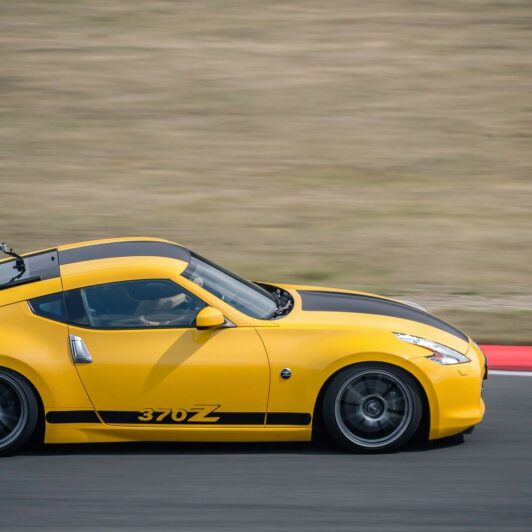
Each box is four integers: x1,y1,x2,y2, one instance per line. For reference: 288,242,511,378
0,238,486,455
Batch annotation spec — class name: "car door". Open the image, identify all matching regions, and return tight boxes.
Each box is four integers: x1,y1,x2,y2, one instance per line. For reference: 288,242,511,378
65,278,270,427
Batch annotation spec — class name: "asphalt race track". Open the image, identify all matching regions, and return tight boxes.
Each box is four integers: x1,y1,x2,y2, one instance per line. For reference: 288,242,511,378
0,374,530,531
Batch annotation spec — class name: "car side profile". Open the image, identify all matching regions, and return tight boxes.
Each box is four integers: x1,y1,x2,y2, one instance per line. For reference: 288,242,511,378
0,237,486,455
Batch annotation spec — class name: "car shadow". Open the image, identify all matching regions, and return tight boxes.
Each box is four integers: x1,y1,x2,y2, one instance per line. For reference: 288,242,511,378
19,433,465,457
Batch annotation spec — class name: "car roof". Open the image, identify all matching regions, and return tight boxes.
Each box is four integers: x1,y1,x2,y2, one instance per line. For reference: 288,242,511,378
0,238,191,304
56,237,190,265
0,237,189,262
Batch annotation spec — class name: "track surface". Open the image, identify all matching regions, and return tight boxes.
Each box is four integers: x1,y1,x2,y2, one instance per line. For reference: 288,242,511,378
0,375,530,531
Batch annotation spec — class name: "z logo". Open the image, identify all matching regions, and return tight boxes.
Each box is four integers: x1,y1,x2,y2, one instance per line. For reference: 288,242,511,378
188,404,221,423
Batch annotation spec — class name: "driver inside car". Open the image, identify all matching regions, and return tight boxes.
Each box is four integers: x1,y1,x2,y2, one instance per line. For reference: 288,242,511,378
121,281,193,327
135,291,189,326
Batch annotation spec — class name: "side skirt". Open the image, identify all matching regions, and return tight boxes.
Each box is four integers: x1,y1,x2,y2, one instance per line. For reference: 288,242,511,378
44,424,312,444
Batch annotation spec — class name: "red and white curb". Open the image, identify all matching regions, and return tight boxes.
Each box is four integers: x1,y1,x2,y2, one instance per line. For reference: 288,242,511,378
481,345,532,377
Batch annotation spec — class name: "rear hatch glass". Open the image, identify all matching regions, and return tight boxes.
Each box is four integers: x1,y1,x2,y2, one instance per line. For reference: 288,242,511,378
0,250,60,289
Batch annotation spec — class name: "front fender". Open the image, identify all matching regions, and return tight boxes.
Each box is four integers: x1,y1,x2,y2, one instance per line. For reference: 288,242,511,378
317,351,439,435
259,327,443,434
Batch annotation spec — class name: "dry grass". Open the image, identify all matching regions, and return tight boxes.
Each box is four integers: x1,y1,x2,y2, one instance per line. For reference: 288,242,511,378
1,1,531,340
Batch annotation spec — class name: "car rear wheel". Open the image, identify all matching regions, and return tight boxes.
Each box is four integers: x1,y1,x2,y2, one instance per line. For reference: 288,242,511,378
322,363,422,453
0,369,39,456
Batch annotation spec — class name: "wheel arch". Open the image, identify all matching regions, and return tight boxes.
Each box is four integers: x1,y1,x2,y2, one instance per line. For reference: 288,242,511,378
0,357,53,409
0,364,46,445
312,357,433,441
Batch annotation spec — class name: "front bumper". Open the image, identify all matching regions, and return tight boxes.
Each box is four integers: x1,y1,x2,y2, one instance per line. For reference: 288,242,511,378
411,340,486,440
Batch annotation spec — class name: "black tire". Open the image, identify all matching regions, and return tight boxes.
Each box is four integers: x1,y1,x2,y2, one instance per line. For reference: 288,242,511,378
322,363,422,453
0,369,39,456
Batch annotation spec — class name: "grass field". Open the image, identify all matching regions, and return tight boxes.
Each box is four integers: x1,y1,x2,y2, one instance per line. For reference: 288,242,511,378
1,1,531,341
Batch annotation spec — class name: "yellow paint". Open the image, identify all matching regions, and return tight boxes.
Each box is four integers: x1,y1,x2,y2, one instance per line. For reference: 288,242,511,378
0,237,485,445
195,306,225,329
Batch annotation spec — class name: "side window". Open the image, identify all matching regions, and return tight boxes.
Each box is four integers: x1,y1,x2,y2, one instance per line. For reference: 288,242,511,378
65,279,206,329
29,292,66,322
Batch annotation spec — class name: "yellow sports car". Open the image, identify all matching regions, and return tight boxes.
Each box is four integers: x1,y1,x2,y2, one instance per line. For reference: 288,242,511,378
0,237,486,455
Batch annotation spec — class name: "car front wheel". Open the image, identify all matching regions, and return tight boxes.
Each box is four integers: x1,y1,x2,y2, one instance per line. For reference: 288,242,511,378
322,363,422,452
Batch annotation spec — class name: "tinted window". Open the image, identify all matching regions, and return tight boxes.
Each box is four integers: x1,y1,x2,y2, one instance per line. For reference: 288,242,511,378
1,250,59,288
65,279,206,329
29,292,66,322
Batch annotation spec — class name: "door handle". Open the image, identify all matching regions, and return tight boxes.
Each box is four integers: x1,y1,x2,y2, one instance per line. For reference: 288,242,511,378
69,334,93,364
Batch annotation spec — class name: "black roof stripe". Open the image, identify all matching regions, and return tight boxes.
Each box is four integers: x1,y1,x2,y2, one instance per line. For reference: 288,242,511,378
59,241,190,265
298,290,468,341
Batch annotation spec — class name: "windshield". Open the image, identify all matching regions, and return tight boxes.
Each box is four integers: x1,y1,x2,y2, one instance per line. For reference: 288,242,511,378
182,253,277,319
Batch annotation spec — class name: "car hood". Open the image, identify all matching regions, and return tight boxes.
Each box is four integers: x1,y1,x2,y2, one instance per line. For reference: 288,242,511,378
269,283,470,353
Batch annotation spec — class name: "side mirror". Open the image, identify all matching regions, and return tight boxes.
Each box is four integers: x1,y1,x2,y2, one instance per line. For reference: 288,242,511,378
196,306,225,330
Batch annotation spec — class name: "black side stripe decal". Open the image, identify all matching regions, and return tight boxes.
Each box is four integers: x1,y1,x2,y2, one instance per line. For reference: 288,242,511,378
45,411,312,426
99,411,267,425
267,413,312,425
59,241,190,265
45,410,101,424
298,290,468,341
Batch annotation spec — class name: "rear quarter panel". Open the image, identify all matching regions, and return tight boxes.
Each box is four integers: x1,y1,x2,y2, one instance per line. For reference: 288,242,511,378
0,301,93,410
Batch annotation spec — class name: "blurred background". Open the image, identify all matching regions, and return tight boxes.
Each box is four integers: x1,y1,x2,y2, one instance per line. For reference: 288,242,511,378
1,1,531,342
